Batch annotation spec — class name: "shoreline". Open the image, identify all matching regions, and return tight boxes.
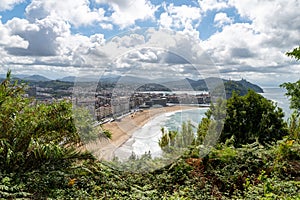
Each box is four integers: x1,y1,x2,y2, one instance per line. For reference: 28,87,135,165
104,105,202,146
85,105,205,160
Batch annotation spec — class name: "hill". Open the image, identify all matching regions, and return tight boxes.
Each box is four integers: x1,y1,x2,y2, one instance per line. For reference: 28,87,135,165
23,75,51,82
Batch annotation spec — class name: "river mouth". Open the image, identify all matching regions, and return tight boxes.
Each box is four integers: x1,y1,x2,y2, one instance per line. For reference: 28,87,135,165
113,107,208,161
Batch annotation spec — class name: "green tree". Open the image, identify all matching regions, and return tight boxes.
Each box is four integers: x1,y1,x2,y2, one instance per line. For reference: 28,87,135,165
286,46,300,60
159,121,196,153
159,129,178,153
280,46,300,140
220,90,287,146
72,106,111,144
0,71,95,173
196,98,226,147
280,46,300,112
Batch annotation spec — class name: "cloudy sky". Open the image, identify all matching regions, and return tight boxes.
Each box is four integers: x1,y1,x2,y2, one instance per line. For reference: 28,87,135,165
0,0,299,86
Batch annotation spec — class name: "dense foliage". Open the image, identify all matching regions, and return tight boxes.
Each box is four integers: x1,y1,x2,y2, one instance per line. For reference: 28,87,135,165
221,90,288,146
196,90,288,147
0,71,299,199
0,72,84,173
0,71,97,198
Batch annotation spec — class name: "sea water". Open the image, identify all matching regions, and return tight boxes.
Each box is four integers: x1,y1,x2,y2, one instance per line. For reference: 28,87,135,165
260,87,292,119
114,108,208,160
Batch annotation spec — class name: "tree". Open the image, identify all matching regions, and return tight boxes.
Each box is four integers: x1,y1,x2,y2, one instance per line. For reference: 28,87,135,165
197,98,226,147
159,121,196,153
0,71,95,173
286,46,300,61
219,90,287,146
280,46,300,113
280,46,300,140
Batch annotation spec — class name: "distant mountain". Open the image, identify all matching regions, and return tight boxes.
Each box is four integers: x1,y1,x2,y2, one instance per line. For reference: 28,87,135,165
159,77,264,98
58,76,76,82
185,78,207,90
57,75,120,83
99,75,121,84
162,78,202,91
0,72,264,99
115,76,150,84
23,75,51,82
95,76,264,97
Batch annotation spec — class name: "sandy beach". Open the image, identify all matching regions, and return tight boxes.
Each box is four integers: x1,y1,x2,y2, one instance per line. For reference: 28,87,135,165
85,105,200,160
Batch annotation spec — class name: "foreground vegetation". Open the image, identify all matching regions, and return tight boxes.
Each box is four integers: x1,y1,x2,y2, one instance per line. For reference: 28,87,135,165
0,72,299,199
0,47,300,199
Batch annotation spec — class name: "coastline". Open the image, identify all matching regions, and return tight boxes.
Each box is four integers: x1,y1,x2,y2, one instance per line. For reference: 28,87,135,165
104,105,200,147
85,105,202,160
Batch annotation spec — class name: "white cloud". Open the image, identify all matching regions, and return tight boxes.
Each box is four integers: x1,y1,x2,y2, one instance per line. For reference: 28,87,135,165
6,17,40,33
0,17,29,48
0,12,108,76
111,34,145,48
1,0,299,85
159,4,201,39
100,23,113,30
202,19,299,85
160,4,201,29
98,29,219,80
198,0,230,12
0,0,25,11
96,0,157,28
25,0,106,27
214,12,232,27
190,0,300,85
228,0,300,48
5,16,70,56
203,23,268,65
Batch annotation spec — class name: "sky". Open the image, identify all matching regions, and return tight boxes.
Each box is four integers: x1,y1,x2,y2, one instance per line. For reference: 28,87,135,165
0,0,299,86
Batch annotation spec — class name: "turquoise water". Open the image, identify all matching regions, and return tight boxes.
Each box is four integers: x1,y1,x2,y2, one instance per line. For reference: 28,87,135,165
164,108,208,131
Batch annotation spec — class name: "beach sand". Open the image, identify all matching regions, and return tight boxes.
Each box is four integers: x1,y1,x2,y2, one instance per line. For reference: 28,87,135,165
85,105,198,160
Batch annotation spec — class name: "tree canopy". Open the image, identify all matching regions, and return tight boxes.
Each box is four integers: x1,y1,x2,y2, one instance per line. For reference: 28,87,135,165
219,90,287,146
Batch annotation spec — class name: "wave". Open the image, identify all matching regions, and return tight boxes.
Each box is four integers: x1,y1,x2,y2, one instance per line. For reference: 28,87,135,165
114,108,208,160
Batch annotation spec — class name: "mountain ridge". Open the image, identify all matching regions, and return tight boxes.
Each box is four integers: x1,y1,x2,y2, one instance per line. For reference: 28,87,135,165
0,73,264,97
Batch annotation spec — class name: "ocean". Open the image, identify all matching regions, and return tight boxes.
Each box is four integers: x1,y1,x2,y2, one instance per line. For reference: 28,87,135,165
114,87,292,160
